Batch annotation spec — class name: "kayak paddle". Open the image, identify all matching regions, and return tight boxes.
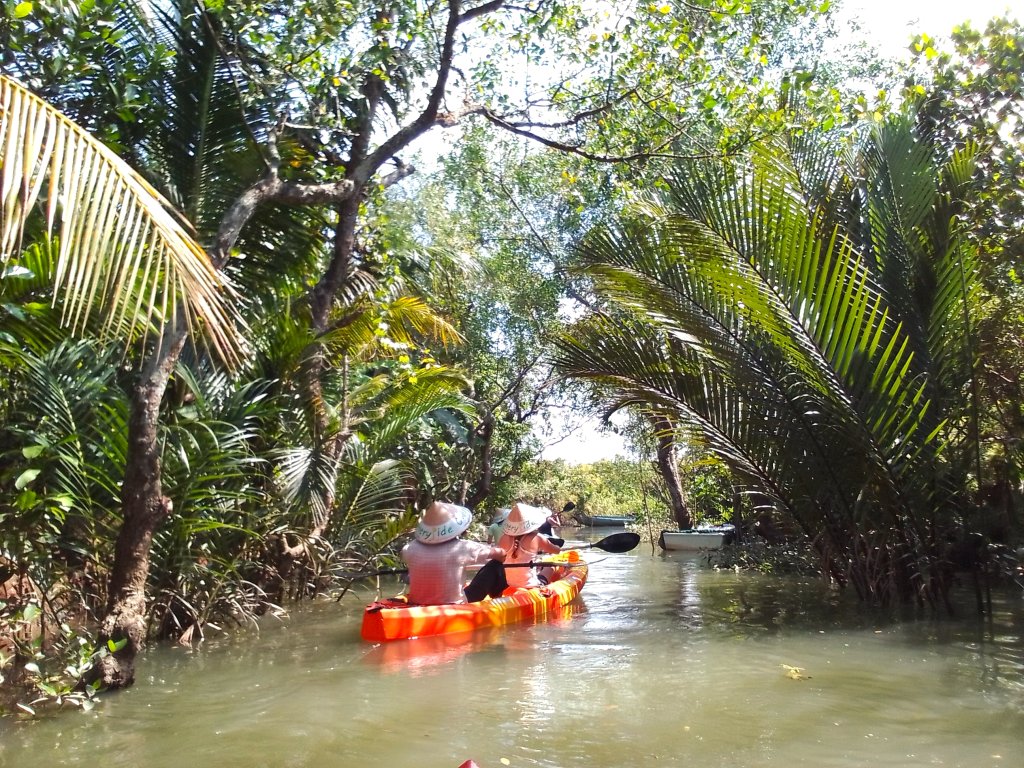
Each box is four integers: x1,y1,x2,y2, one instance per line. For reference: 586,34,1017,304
562,531,640,553
349,532,639,580
351,560,583,579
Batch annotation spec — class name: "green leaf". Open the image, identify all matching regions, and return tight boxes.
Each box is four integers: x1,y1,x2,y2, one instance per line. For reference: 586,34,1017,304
13,2,32,18
107,637,128,653
14,469,40,490
2,264,32,279
21,444,44,459
52,494,74,511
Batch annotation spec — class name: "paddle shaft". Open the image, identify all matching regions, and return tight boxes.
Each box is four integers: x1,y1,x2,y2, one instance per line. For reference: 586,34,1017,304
355,560,583,578
350,532,638,580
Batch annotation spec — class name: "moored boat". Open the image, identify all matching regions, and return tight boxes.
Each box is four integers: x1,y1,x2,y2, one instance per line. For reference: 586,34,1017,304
576,511,634,527
361,551,588,642
659,525,735,551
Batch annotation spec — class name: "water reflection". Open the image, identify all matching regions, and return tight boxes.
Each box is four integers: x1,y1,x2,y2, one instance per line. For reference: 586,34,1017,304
1,534,1022,768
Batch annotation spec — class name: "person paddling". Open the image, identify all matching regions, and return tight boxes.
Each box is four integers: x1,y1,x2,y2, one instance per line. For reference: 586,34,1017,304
498,503,562,588
538,501,574,538
401,501,506,605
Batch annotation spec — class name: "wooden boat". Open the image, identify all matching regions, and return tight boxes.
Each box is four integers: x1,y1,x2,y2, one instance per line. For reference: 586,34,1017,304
659,525,735,551
361,551,588,642
576,511,633,527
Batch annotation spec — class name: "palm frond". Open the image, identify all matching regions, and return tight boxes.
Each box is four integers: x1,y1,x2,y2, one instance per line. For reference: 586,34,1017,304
334,457,417,532
560,118,980,604
320,294,464,362
363,370,474,453
0,74,242,364
276,445,340,530
0,338,128,538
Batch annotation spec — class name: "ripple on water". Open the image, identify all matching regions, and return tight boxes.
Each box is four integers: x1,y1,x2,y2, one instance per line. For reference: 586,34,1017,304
2,548,1023,768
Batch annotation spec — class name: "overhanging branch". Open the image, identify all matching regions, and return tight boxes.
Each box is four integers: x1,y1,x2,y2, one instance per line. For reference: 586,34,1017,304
474,106,714,163
212,174,355,267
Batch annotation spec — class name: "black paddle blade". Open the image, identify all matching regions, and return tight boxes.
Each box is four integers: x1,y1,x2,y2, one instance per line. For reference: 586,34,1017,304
589,531,641,553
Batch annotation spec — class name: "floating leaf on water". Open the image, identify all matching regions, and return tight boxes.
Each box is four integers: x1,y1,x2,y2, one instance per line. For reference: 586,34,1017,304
781,663,811,680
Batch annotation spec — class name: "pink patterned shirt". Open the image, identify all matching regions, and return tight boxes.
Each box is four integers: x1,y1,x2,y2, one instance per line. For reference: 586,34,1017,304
401,539,497,605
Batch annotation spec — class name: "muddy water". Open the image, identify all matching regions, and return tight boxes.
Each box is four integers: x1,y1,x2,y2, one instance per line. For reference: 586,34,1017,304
1,534,1022,768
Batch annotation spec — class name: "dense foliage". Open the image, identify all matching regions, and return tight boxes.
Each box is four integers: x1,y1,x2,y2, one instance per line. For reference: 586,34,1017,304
1,0,1021,712
556,116,993,607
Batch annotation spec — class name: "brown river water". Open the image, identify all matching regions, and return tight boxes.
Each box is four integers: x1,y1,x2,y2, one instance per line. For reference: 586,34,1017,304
1,531,1023,768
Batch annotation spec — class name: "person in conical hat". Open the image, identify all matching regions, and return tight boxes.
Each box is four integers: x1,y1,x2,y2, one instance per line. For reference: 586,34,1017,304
401,501,506,605
487,508,510,544
414,500,473,544
498,502,562,589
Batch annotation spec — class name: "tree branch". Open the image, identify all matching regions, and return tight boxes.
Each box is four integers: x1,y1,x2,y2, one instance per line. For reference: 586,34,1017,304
362,0,506,178
380,159,417,188
211,173,355,267
469,106,714,163
460,0,505,23
488,88,639,130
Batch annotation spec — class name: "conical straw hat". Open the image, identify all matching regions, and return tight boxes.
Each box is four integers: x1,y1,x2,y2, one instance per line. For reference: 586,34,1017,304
415,501,473,544
492,508,511,525
501,502,548,537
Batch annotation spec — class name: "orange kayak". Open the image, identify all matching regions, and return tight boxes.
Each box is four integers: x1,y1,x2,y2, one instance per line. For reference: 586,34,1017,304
361,552,588,642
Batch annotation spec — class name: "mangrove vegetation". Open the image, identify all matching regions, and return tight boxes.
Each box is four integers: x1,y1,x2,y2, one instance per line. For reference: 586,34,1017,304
0,0,1021,715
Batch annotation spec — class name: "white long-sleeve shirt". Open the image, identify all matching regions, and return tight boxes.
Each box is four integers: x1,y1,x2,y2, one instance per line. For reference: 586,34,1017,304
400,538,497,605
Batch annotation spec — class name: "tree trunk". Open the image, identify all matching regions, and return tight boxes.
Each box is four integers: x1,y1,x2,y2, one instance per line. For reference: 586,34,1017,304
87,330,186,690
464,415,495,509
651,414,691,529
82,0,494,689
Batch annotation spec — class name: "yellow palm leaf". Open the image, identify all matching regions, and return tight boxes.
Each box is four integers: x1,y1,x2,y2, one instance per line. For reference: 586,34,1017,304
0,75,241,364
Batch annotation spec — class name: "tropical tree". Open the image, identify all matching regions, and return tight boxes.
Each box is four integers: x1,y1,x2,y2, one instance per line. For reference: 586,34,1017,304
1,0,845,693
905,15,1024,534
6,0,494,688
512,456,664,521
0,67,243,692
557,116,984,608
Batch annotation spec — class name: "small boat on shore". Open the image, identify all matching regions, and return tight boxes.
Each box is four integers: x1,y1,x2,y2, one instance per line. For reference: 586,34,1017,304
576,511,634,527
659,525,735,551
361,551,588,642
